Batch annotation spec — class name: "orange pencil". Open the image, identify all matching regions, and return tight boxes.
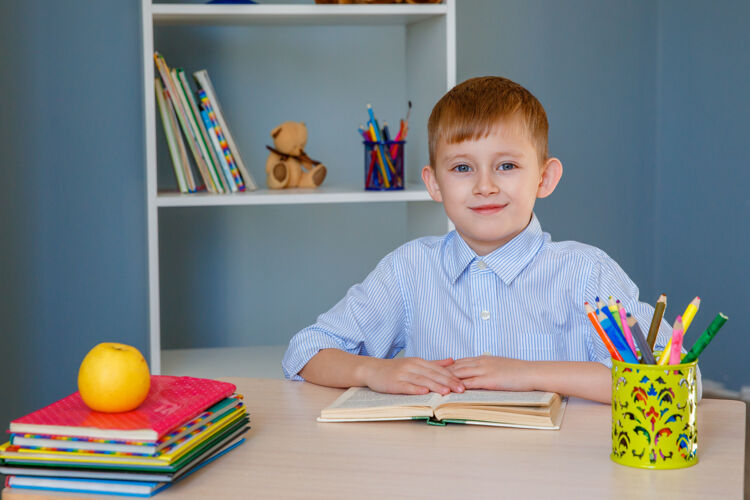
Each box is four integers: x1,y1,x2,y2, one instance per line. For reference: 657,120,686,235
585,302,624,361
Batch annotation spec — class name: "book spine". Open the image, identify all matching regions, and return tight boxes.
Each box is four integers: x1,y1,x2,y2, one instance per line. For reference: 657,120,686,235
199,91,245,191
175,69,228,195
200,110,237,193
193,70,257,190
169,67,217,193
153,53,217,193
154,79,188,193
163,87,196,192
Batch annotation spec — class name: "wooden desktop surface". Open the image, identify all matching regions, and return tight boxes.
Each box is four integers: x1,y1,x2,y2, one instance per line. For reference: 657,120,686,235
3,377,746,499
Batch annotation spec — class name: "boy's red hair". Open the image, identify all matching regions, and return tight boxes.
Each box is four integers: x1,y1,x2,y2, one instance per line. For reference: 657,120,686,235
428,76,549,166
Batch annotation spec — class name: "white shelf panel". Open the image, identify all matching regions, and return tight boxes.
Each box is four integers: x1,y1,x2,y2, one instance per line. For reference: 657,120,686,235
157,185,433,207
152,3,447,26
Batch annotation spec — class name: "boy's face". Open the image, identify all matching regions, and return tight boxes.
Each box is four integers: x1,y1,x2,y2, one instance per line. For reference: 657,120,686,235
422,118,562,256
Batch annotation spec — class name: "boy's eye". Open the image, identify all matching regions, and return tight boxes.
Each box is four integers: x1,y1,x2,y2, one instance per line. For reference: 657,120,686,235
497,162,516,171
453,164,471,173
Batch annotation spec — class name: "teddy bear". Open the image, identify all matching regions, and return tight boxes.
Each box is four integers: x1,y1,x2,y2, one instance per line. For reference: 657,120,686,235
265,121,327,189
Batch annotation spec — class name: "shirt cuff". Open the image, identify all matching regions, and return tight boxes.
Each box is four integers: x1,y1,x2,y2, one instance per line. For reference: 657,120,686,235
281,329,355,381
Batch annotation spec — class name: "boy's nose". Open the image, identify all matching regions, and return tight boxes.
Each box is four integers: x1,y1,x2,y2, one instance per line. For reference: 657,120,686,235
474,169,499,195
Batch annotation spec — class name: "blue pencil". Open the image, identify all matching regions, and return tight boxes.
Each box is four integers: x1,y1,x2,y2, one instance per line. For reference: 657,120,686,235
597,311,639,363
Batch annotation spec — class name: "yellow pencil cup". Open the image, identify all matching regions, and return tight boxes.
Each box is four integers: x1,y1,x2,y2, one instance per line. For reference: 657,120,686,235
611,356,698,469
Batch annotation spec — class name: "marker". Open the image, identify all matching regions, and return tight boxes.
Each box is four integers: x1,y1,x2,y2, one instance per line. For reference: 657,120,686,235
682,313,729,363
647,294,667,350
661,296,701,363
669,316,684,365
597,310,639,364
626,312,657,364
616,301,639,360
585,302,623,362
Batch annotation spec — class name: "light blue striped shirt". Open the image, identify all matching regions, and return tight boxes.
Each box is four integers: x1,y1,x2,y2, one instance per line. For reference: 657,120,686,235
282,214,700,397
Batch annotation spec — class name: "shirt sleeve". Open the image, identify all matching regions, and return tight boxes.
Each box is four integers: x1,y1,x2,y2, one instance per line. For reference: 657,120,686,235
583,250,702,401
281,251,407,380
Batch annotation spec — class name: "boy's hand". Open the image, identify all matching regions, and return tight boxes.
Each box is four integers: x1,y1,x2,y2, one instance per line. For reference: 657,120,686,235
361,357,466,396
449,356,536,391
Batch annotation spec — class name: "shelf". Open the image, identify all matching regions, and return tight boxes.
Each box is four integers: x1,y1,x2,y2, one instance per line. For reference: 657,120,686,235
157,185,433,207
152,3,448,26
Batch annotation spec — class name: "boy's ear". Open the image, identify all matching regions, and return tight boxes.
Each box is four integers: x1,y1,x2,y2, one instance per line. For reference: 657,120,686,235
537,157,563,199
421,165,443,202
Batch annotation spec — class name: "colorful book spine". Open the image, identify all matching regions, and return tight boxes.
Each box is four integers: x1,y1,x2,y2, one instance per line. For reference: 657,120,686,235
198,90,245,191
153,53,219,193
175,68,228,194
200,110,237,192
193,69,257,190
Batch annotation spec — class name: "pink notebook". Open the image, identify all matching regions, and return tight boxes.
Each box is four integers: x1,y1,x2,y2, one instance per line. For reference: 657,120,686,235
9,376,236,442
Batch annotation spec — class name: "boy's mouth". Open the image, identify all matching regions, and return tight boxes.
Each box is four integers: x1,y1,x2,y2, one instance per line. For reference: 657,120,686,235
470,204,507,215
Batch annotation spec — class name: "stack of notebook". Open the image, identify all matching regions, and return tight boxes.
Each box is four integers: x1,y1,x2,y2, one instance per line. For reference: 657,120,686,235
0,375,249,497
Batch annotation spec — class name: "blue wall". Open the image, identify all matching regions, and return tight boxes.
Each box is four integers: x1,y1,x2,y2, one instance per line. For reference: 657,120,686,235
1,0,748,436
0,2,148,428
656,0,750,389
458,0,659,297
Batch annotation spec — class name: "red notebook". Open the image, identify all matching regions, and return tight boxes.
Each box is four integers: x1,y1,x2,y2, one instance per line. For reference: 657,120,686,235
9,376,236,442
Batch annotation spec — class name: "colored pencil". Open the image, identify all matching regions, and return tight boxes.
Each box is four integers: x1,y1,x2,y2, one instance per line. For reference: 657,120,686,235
597,310,639,364
616,301,639,360
661,296,701,361
668,316,684,365
584,302,623,362
626,313,657,364
609,296,623,331
647,294,667,350
682,313,729,363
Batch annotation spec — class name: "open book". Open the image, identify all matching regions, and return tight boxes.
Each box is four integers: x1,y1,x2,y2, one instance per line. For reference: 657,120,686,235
319,387,566,430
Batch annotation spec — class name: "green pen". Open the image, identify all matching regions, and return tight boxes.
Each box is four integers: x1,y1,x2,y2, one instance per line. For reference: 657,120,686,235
682,313,728,363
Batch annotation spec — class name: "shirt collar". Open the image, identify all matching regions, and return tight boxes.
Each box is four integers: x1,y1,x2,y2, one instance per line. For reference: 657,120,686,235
446,214,546,285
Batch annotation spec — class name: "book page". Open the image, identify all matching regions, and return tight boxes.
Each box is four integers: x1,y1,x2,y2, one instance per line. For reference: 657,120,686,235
439,390,556,407
325,387,441,410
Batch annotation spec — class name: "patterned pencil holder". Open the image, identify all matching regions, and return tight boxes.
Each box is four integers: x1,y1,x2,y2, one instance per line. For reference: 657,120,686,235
364,140,404,191
611,355,698,469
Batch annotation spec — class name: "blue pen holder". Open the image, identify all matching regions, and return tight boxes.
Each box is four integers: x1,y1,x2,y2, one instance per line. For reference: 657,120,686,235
364,140,404,191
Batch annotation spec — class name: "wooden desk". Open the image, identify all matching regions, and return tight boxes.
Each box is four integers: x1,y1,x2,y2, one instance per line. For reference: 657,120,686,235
3,378,746,499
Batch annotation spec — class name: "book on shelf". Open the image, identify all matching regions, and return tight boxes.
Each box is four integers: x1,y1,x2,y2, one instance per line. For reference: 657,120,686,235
172,67,229,193
198,91,246,191
318,387,566,430
153,52,258,194
154,78,190,193
193,69,258,191
154,52,215,193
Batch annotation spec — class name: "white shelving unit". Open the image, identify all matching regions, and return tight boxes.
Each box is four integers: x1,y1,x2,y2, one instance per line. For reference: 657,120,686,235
141,1,456,375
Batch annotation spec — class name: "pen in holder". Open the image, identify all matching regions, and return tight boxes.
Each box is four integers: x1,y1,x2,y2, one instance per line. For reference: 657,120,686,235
364,140,404,191
611,354,698,469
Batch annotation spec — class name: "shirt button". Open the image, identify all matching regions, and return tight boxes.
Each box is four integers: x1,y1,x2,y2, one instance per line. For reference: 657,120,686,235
477,260,488,270
481,310,490,320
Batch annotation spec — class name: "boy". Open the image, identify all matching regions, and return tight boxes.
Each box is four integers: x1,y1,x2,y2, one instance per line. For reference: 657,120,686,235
282,76,698,404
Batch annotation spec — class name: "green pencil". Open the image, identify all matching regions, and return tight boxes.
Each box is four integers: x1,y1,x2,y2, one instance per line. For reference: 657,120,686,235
682,313,728,363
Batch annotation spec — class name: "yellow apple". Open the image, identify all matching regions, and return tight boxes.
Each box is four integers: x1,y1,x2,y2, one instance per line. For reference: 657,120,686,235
78,343,151,413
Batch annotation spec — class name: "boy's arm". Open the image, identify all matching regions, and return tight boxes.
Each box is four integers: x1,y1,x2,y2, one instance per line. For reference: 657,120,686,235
449,356,611,403
300,348,465,396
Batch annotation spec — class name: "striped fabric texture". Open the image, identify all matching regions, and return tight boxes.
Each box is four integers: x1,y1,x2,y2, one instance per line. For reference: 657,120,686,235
282,214,699,397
